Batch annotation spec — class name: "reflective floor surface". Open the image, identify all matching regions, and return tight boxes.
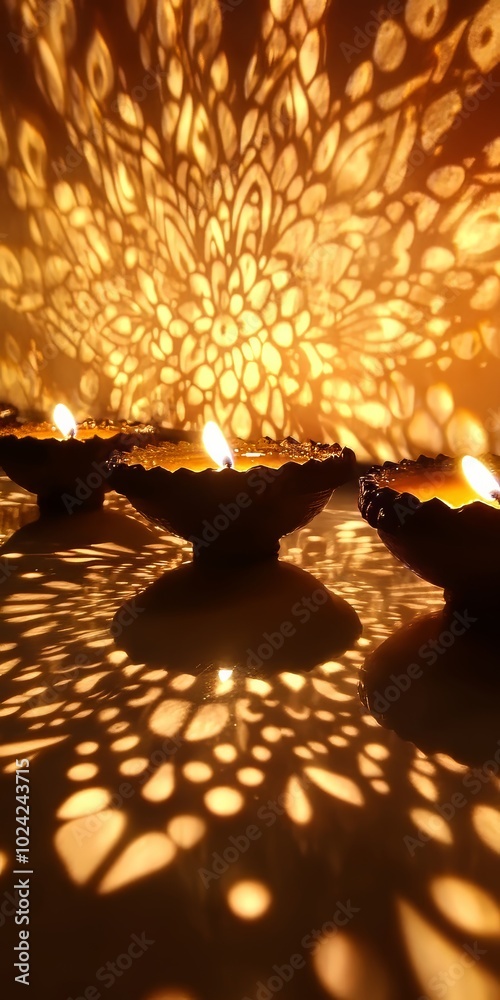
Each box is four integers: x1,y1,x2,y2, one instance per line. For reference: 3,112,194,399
0,476,499,1000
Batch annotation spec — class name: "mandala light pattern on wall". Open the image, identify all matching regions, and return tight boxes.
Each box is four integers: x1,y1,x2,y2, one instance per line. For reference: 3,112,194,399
0,0,500,459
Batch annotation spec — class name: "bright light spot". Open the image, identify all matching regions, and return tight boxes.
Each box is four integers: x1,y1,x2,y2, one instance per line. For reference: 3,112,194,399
357,753,382,778
410,808,453,845
319,660,343,674
55,812,125,885
371,779,390,794
119,757,148,776
430,876,500,936
202,421,233,469
285,776,312,824
314,931,391,999
412,757,436,775
110,735,139,752
328,735,348,748
365,743,389,761
279,672,306,691
149,699,190,738
53,403,77,439
0,737,66,757
98,707,119,721
213,744,237,763
0,851,8,876
183,761,213,782
409,771,438,802
433,753,468,773
237,767,264,787
75,741,99,755
185,703,229,741
226,880,272,920
99,833,176,893
218,668,234,682
473,805,500,854
461,455,500,501
67,763,98,781
398,898,500,998
141,763,175,803
167,815,206,849
57,787,111,819
261,726,282,743
305,767,364,806
204,786,244,816
169,674,196,691
246,678,272,696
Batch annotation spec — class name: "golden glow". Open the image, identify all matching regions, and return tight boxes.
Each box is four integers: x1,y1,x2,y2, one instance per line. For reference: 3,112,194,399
236,767,265,787
149,699,190,738
141,763,175,803
314,932,391,1000
304,767,364,806
56,787,111,819
218,668,234,682
461,455,500,502
75,742,99,756
67,763,98,781
185,704,229,740
214,744,238,762
166,815,206,850
226,880,272,920
98,833,176,893
202,422,233,470
473,805,500,854
430,876,500,936
398,899,500,1000
0,1,498,460
410,808,453,845
119,757,148,776
204,786,244,816
182,761,213,783
55,812,126,886
53,404,77,439
284,775,312,824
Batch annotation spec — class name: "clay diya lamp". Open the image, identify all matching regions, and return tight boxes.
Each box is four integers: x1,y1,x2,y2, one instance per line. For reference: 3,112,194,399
110,422,356,562
359,453,500,611
0,404,159,515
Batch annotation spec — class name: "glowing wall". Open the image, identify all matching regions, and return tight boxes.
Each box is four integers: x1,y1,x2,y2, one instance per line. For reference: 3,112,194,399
0,0,499,460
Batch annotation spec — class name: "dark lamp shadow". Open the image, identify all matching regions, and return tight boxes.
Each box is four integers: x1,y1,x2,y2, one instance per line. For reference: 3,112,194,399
112,559,362,674
0,507,155,556
359,610,500,766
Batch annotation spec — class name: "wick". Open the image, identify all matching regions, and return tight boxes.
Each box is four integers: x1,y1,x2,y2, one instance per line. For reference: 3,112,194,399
223,456,233,469
492,490,500,505
68,429,76,439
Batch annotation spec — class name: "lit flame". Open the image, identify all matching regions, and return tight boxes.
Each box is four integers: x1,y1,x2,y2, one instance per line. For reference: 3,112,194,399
461,455,500,501
202,422,233,469
53,404,77,439
218,668,234,682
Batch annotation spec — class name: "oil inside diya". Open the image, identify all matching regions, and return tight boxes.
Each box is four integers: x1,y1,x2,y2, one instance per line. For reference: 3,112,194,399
0,405,160,515
110,430,356,562
359,453,500,608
